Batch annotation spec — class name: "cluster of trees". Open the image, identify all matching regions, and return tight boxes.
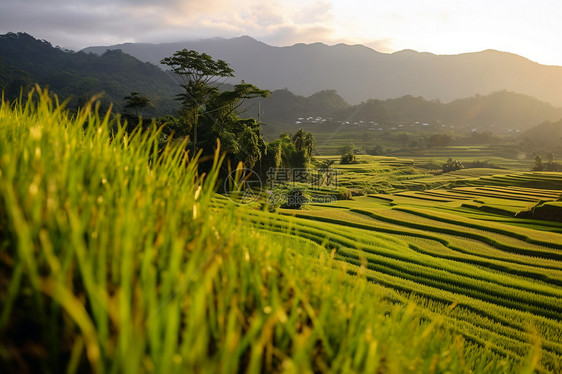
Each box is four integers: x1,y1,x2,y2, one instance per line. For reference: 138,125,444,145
442,158,464,173
427,134,453,148
122,49,318,181
534,154,562,172
264,130,316,171
418,132,498,149
343,131,500,153
156,49,272,170
339,144,358,165
440,158,504,173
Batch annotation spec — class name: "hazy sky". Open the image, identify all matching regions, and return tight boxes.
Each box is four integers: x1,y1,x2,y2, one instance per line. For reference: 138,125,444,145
1,0,560,65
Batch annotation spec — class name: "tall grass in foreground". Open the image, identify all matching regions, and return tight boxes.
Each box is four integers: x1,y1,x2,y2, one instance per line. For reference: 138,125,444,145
0,89,539,373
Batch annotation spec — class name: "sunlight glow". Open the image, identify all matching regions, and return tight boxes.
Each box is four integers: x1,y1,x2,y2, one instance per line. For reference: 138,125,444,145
0,0,560,65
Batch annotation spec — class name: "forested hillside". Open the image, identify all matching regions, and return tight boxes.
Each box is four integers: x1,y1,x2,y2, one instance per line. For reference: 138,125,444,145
521,119,562,147
0,32,180,115
252,90,562,133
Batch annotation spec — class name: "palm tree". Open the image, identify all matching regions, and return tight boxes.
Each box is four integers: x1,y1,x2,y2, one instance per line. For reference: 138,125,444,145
302,131,316,160
291,129,316,163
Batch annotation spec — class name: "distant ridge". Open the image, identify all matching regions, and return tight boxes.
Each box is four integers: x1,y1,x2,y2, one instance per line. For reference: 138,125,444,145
83,36,562,107
2,32,561,132
520,119,562,147
248,90,562,132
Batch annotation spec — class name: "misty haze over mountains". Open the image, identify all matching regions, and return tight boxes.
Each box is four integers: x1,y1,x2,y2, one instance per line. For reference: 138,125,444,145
2,32,562,135
83,36,562,107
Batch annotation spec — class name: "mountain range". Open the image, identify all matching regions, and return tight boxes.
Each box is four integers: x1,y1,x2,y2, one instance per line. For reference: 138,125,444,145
83,35,562,107
1,32,562,134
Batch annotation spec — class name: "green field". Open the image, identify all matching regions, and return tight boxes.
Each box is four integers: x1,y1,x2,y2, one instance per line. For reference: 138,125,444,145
2,91,562,373
294,127,535,172
278,177,562,372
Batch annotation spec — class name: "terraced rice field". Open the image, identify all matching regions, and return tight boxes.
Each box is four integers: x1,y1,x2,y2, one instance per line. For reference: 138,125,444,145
392,145,533,170
316,153,562,194
250,180,562,372
408,171,562,191
12,90,526,373
4,92,562,372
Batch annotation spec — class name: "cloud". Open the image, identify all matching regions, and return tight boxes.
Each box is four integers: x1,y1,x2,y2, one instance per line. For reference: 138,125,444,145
5,0,557,67
294,0,334,24
218,0,338,46
0,0,344,49
0,0,170,47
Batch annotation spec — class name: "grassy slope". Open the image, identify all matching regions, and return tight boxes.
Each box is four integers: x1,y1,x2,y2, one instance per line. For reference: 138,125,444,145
0,90,535,373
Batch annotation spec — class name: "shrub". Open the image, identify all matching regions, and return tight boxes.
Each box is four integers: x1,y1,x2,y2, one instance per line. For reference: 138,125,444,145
336,188,353,200
463,160,503,169
282,188,310,209
340,152,357,164
442,157,464,173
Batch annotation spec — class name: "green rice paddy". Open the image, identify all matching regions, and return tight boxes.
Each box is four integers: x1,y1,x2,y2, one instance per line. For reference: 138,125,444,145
1,90,562,373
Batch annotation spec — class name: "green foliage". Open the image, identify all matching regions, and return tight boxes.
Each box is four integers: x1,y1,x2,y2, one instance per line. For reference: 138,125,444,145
291,129,316,166
220,118,265,169
317,159,335,169
0,32,180,115
156,115,189,138
534,155,544,171
160,49,234,85
339,143,358,165
282,188,310,209
415,160,443,170
336,188,353,200
339,143,355,155
160,49,236,152
200,83,270,168
427,133,452,148
160,50,270,170
278,134,296,167
463,160,503,169
264,130,316,171
340,152,357,165
123,91,151,116
261,140,282,172
533,154,562,171
442,157,464,173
